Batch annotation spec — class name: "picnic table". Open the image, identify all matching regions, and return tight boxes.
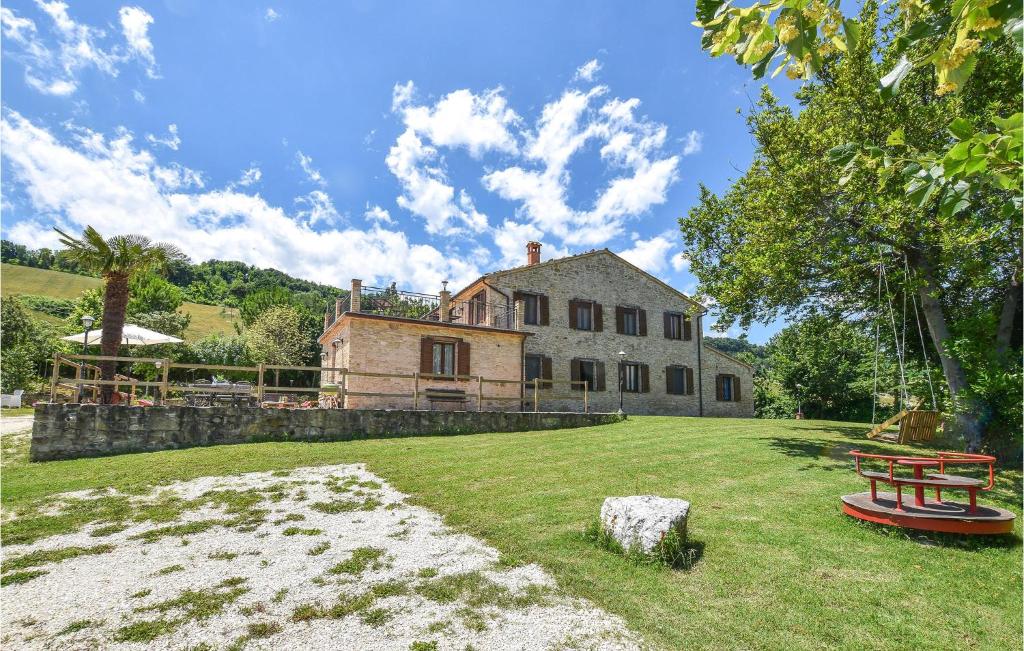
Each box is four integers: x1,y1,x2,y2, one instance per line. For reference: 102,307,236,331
185,382,255,407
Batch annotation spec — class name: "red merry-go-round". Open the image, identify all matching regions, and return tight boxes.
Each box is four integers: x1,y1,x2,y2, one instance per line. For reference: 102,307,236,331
842,451,1016,535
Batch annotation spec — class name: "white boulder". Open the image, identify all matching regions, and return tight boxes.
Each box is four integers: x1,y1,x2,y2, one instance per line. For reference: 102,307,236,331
600,495,690,554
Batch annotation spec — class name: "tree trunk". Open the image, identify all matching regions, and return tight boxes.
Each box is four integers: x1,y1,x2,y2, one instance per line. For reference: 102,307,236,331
99,272,130,404
995,270,1020,358
911,257,983,451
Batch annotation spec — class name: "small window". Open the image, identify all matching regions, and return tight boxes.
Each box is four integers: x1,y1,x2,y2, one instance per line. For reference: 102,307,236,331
722,375,733,401
469,291,487,325
622,362,641,393
523,294,539,325
579,360,597,391
577,302,593,331
525,354,543,384
432,342,455,376
622,308,638,336
666,313,682,340
669,367,686,394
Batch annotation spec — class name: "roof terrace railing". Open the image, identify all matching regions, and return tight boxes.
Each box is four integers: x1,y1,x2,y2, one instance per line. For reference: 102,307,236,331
324,282,518,331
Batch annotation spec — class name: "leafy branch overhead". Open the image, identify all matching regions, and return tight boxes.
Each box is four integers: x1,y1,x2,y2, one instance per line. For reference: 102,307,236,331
695,0,1022,219
694,0,1020,91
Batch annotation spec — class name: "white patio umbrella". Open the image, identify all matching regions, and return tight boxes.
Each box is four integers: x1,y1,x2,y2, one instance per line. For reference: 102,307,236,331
62,323,184,346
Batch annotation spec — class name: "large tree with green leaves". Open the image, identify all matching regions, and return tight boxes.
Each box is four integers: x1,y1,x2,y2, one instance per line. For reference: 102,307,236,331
760,316,893,421
682,3,1020,451
244,305,311,387
55,227,187,402
693,0,1021,218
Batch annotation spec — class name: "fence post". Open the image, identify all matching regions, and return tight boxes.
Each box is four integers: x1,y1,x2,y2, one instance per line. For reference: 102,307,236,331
74,363,83,403
533,380,539,413
257,363,265,403
49,353,60,402
336,370,345,409
160,359,170,405
477,376,483,411
341,369,350,409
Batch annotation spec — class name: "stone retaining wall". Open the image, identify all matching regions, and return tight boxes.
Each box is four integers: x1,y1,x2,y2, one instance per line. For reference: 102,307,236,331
29,403,625,461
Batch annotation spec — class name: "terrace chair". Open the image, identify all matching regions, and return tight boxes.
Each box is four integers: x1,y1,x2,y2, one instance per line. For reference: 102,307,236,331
1,389,25,408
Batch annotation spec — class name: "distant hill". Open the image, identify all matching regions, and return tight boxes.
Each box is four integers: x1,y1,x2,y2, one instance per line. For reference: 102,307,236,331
705,335,767,362
2,239,344,311
1,263,239,340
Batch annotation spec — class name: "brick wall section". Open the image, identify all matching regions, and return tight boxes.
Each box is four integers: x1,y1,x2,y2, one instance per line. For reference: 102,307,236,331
29,403,624,461
321,314,524,410
478,250,754,417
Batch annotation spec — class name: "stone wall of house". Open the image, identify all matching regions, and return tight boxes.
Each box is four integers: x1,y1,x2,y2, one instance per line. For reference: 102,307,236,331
701,346,756,417
482,250,747,416
30,403,625,461
321,315,524,410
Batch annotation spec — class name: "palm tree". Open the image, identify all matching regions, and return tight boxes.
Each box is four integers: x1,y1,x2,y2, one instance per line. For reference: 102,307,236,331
55,226,187,403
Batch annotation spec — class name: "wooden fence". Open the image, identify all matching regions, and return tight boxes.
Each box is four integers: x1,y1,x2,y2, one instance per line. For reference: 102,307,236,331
48,353,589,412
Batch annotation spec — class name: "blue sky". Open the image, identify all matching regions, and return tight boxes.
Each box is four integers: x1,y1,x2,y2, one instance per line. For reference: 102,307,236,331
0,0,795,342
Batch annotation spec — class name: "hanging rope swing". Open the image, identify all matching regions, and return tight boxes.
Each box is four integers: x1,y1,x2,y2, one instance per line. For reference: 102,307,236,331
866,252,941,444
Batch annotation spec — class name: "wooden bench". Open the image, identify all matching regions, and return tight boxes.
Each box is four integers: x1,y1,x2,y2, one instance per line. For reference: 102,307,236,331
424,388,468,410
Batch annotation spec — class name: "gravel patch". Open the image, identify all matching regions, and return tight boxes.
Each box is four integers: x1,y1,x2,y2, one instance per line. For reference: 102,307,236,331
0,415,34,435
1,464,639,650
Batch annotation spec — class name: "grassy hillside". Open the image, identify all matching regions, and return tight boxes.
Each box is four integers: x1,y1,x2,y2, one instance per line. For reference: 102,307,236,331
1,263,238,340
2,417,1020,649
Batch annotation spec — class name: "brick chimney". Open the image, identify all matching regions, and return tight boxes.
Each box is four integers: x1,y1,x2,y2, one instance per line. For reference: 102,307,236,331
526,241,541,266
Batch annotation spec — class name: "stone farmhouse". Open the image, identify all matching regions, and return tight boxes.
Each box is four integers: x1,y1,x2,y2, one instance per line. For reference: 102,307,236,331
318,243,754,417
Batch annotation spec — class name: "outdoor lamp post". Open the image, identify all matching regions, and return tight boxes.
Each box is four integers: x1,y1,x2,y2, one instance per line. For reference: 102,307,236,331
76,314,95,402
795,383,804,419
617,350,626,414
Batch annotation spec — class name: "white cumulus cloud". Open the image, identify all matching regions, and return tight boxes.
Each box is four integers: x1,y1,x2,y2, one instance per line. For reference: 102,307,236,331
145,124,180,150
574,58,602,82
118,6,157,78
0,110,481,293
295,150,326,187
236,165,262,187
265,8,280,22
682,130,703,156
364,204,393,224
618,233,676,274
1,3,159,96
385,81,518,235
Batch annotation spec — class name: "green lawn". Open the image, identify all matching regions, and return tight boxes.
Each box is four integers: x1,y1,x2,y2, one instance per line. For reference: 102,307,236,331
2,416,1020,649
1,263,239,340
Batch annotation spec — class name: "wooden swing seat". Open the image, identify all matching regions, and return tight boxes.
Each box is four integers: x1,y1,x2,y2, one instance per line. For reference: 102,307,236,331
866,409,941,444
